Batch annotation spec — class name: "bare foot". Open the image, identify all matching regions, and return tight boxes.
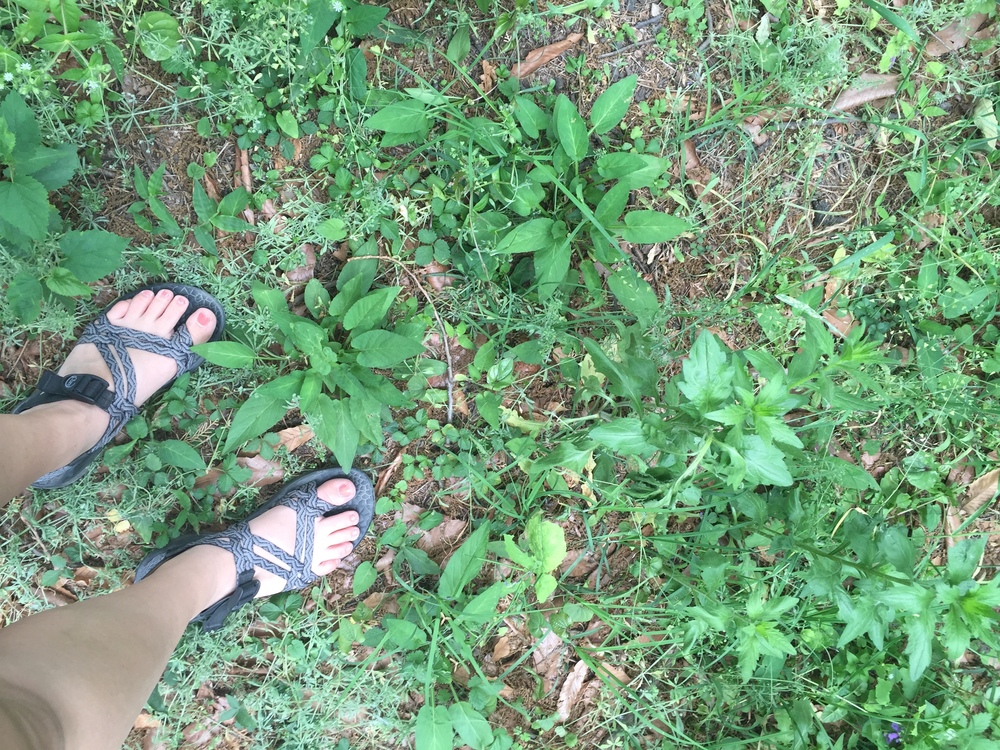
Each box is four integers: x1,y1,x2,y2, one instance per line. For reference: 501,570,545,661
175,478,362,609
26,288,218,452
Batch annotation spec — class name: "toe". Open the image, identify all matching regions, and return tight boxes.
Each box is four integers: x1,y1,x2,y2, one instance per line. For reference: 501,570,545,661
121,289,156,321
106,299,131,321
317,478,356,506
185,307,217,345
145,288,175,319
315,557,342,575
319,511,359,533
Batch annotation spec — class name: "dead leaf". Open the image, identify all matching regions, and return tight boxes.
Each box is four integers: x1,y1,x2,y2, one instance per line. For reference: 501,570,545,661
532,630,566,694
133,713,161,730
375,452,404,495
238,147,252,192
453,389,470,418
481,60,497,92
925,13,989,56
275,424,314,453
831,74,900,112
203,175,221,203
961,468,1000,516
742,114,771,146
595,661,631,685
512,33,583,78
416,518,468,562
822,308,857,337
556,660,590,722
236,455,285,487
194,467,225,490
422,261,454,292
492,634,516,661
260,199,278,219
285,244,316,283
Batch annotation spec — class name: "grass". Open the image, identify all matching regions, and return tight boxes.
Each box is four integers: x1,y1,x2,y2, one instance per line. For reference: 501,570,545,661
3,0,1000,748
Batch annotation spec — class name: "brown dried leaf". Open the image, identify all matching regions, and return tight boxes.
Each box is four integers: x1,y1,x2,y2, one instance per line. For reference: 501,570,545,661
961,468,1000,516
556,660,590,722
595,661,631,685
375,452,404,495
481,60,497,92
422,260,454,292
238,147,252,192
415,518,468,561
275,424,314,453
236,455,285,487
532,629,566,694
203,175,221,203
285,244,316,283
831,74,900,112
194,467,224,490
260,198,278,219
822,308,857,338
925,13,989,56
682,139,700,169
492,634,516,661
742,114,771,146
133,712,161,730
512,33,584,78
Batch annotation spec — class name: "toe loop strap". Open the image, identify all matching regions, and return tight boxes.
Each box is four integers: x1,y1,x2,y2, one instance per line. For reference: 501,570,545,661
37,370,114,411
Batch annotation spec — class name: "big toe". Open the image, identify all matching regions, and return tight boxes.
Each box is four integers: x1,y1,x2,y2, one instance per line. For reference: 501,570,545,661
316,478,356,506
186,307,217,345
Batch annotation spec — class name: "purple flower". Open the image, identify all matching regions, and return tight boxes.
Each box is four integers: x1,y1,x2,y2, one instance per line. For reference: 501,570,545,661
886,723,902,746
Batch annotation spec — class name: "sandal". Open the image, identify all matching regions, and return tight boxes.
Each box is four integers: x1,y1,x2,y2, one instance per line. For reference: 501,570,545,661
12,283,226,489
134,467,375,631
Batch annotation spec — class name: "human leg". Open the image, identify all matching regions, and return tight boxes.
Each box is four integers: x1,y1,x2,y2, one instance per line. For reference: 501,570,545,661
0,477,362,750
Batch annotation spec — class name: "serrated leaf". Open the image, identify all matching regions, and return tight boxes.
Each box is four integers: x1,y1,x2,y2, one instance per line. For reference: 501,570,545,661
947,536,988,584
590,74,637,134
59,229,127,282
44,267,93,297
156,439,207,472
352,330,425,368
7,271,42,323
588,418,654,455
0,92,41,154
553,94,589,163
343,286,400,332
439,523,490,600
740,435,794,487
223,372,303,452
678,330,734,411
190,341,255,368
415,705,454,750
17,143,79,190
0,174,50,241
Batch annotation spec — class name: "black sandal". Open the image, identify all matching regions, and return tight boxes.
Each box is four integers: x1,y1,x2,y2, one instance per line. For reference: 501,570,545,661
12,283,226,489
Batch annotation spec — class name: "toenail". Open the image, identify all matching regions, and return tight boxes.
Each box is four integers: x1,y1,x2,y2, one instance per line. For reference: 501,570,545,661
196,310,211,324
346,512,358,523
158,289,171,297
338,483,353,497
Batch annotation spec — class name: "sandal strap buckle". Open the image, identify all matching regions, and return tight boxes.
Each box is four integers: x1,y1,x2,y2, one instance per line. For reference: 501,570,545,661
38,370,114,411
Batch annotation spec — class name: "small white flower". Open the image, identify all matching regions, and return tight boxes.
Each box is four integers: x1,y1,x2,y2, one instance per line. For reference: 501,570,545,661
331,0,344,11
17,62,30,72
84,80,100,93
3,72,12,82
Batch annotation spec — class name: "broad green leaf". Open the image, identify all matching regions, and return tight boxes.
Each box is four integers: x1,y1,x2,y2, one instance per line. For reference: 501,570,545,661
458,582,513,625
525,514,566,574
448,702,493,750
905,608,934,680
503,535,538,570
59,229,127,282
156,439,206,472
947,536,988,584
607,266,661,324
192,180,217,223
300,0,339,57
0,119,13,160
0,174,49,241
594,181,630,225
739,435,794,487
678,330,734,411
317,217,347,242
385,618,428,649
223,372,304,452
588,418,655,455
513,96,549,139
0,92,41,153
50,0,82,32
617,211,690,244
7,270,42,323
535,233,570,300
364,99,428,134
595,153,670,189
495,218,554,254
44,267,92,297
535,572,558,602
348,394,384,448
400,545,441,575
415,705,454,750
973,98,998,149
438,522,491,599
190,341,255,368
17,143,79,190
553,94,589,163
446,24,471,62
309,394,360,470
211,215,255,233
590,74,637,134
304,278,331,318
343,286,401,332
217,187,250,217
137,11,181,61
352,560,378,597
344,3,389,37
352,330,425,368
275,110,299,139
